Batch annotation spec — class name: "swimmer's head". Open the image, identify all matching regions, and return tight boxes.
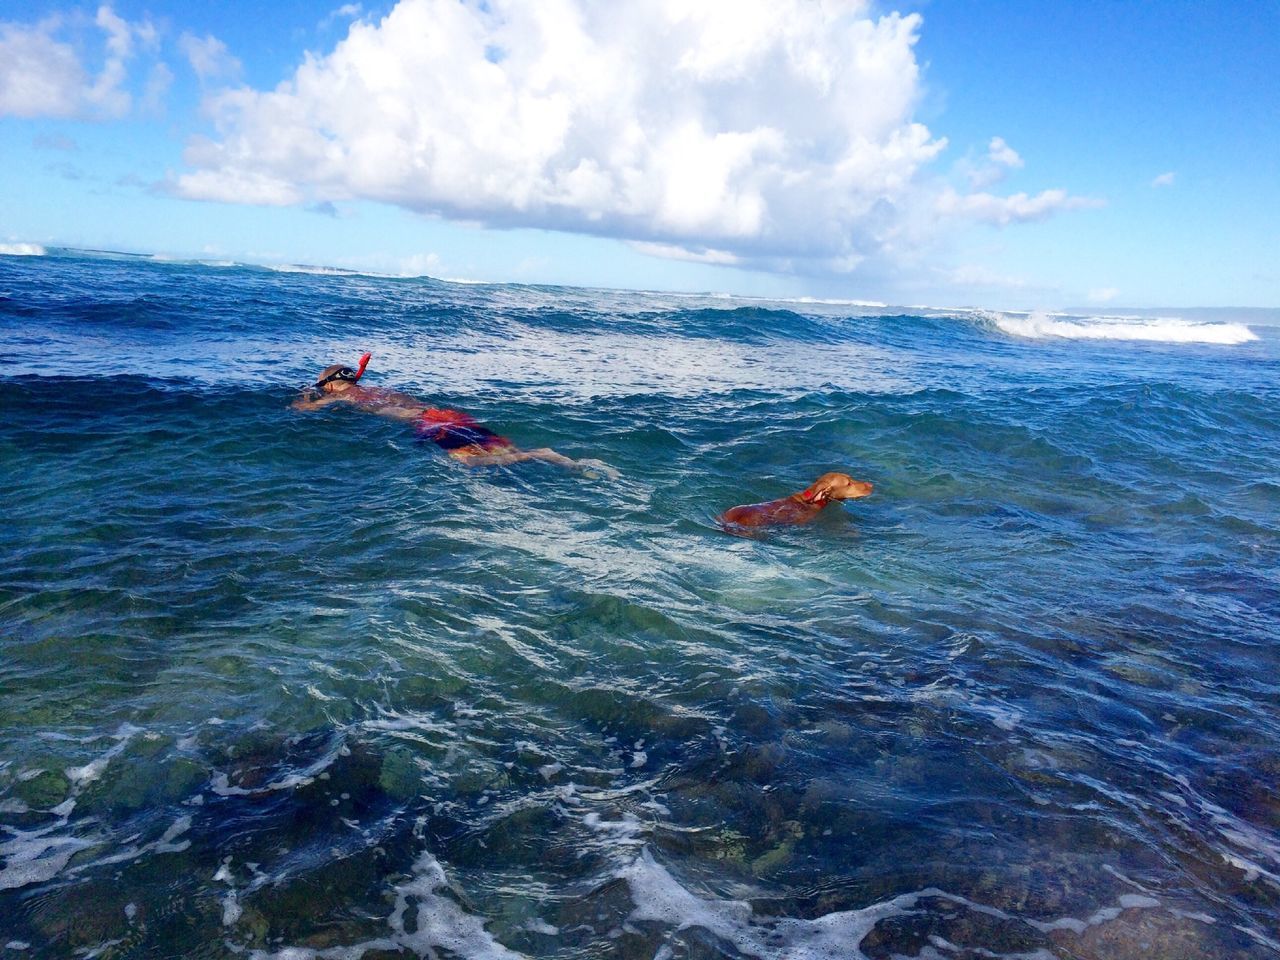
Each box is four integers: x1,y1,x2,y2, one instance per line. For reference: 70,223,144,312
801,472,873,505
313,352,371,393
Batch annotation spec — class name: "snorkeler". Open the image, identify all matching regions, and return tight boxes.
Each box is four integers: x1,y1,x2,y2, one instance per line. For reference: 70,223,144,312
292,353,618,478
719,472,872,531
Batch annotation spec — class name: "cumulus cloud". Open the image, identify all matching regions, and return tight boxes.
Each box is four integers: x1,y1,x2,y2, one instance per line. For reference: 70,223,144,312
0,16,87,117
174,0,946,272
937,187,1103,227
179,32,241,84
172,0,1097,276
1151,171,1176,188
0,5,158,118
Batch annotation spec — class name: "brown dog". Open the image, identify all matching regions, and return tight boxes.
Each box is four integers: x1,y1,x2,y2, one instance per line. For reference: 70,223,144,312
719,472,873,530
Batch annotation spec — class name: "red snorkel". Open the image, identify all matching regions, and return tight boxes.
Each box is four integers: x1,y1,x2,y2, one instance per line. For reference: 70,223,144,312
353,351,371,381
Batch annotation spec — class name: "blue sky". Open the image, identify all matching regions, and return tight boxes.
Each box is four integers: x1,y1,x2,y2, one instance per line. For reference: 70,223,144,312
1,0,1276,308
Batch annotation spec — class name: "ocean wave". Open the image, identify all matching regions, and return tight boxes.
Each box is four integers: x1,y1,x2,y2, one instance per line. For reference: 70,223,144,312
660,290,890,309
992,310,1257,345
264,263,363,276
0,242,46,257
147,254,239,268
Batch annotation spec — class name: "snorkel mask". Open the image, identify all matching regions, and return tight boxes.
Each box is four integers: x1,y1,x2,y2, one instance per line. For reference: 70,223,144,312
312,352,371,394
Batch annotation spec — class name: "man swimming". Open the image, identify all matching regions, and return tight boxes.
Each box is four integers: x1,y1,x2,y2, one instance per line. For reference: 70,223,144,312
292,353,618,477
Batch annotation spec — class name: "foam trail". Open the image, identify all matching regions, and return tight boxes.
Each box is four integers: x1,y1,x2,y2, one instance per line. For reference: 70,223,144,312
995,311,1256,345
210,735,347,797
621,849,1162,959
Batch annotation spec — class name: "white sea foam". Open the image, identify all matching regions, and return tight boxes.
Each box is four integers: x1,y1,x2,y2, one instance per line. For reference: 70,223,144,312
222,891,243,927
0,732,133,892
621,848,1162,959
64,724,141,789
80,815,192,871
209,733,346,797
0,831,95,891
993,310,1257,345
0,242,46,256
248,849,522,960
583,812,645,846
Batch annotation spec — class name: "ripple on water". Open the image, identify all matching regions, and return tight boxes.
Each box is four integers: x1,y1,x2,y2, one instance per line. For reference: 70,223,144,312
2,255,1279,955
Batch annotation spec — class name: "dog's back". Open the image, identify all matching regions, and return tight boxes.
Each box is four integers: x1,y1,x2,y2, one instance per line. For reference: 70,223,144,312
718,472,872,531
719,496,810,528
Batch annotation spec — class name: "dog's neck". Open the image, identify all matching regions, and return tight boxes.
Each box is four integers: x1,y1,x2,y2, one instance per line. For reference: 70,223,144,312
796,486,830,507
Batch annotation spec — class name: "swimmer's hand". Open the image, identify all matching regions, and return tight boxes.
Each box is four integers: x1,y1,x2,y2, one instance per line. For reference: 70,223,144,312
291,389,337,411
575,458,620,481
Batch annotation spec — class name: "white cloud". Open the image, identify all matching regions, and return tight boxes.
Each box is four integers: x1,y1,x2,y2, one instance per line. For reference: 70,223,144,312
1151,171,1176,188
174,0,946,272
142,62,174,114
0,6,157,118
0,17,86,117
179,32,241,84
937,187,1103,227
1087,286,1119,302
986,136,1023,171
628,242,741,265
172,0,1097,277
320,4,365,30
398,251,441,276
965,135,1025,189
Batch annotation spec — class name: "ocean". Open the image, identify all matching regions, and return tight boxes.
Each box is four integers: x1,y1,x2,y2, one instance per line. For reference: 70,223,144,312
1,247,1278,958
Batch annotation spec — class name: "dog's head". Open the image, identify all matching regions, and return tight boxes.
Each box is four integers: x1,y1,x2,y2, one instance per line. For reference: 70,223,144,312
804,472,873,504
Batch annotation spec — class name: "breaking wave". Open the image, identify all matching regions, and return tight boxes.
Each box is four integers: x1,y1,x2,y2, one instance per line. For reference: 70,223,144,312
992,309,1258,344
0,243,46,257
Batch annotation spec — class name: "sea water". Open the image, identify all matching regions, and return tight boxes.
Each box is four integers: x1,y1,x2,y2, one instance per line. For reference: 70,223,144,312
1,248,1278,958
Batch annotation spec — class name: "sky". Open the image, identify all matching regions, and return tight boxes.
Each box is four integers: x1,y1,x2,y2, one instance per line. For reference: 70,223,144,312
0,0,1276,308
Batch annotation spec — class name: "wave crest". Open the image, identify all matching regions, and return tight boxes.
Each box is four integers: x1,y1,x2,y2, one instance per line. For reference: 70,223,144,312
0,242,46,257
994,310,1257,345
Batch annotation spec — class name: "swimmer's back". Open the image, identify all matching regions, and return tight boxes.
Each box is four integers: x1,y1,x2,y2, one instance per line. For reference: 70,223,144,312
417,407,512,453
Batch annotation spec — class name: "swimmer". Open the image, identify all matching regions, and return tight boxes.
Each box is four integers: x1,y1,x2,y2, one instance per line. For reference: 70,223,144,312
719,472,872,531
292,353,618,478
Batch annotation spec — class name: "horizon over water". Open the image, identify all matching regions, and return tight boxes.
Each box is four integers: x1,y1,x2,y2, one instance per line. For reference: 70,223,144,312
1,247,1278,958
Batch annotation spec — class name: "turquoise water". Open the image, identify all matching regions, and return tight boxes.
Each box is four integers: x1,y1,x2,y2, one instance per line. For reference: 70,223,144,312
1,249,1278,958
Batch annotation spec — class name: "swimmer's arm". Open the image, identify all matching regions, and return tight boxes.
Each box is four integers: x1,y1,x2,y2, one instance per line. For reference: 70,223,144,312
370,405,426,422
290,392,345,411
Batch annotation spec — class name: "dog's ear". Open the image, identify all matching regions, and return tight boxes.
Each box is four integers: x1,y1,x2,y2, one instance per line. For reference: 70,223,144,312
803,484,830,505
